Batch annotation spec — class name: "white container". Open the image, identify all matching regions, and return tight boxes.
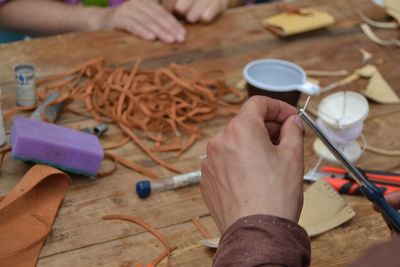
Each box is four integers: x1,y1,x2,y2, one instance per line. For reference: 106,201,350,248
14,64,36,106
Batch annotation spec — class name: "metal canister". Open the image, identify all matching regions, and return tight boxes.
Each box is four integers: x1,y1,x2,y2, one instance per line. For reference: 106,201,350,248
14,64,36,106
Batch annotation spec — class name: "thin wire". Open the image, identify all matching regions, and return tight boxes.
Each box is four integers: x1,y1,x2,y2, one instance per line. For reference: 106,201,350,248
303,96,311,110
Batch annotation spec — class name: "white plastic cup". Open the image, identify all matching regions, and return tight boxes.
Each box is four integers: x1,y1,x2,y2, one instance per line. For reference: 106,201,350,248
243,59,319,106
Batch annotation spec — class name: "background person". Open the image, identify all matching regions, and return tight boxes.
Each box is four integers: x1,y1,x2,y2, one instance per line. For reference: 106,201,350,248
0,0,229,43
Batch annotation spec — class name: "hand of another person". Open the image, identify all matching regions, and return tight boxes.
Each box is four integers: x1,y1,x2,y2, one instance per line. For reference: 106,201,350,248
385,191,400,210
162,0,228,23
200,96,305,231
95,0,186,43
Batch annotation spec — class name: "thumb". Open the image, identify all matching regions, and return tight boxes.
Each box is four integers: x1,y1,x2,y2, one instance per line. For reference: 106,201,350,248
278,115,305,156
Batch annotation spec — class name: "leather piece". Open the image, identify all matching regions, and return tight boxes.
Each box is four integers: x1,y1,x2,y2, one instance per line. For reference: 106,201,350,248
263,8,335,36
0,164,70,267
363,70,400,104
299,179,355,237
385,0,400,23
360,23,400,47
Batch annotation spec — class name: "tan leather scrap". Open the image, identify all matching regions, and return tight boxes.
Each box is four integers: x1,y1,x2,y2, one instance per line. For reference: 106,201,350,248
0,164,70,267
298,179,355,237
363,70,400,104
385,0,400,24
263,6,335,36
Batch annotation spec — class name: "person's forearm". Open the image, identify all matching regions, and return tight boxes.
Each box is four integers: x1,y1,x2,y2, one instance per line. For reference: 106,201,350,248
0,0,109,35
214,215,311,267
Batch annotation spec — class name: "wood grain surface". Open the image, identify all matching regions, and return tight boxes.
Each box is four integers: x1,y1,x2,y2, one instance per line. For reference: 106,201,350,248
0,0,399,266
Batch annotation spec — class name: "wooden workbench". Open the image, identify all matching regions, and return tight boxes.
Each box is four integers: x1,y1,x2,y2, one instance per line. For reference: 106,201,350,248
0,0,399,266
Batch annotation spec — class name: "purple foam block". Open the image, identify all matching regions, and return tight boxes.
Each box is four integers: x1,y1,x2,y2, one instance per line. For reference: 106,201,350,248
11,116,104,176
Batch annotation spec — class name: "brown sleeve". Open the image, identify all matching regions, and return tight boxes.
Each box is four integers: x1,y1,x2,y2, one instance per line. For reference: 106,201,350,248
349,236,400,267
213,214,311,267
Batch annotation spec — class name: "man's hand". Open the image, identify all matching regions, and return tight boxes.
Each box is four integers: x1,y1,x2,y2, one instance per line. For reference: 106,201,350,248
200,96,305,231
95,0,186,43
386,191,400,209
162,0,228,23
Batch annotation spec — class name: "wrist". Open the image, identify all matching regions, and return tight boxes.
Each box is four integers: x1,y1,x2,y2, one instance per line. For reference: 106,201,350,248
229,202,300,229
86,7,112,31
62,5,110,32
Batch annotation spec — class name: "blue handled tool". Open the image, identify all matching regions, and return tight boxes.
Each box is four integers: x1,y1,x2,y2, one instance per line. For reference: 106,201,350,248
299,108,400,233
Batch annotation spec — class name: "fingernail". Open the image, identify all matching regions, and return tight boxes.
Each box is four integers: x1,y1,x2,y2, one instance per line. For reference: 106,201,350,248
295,115,304,131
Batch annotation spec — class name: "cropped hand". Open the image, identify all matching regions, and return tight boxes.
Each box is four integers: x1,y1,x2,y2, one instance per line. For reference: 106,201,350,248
200,96,305,231
98,0,186,43
162,0,228,23
385,191,400,210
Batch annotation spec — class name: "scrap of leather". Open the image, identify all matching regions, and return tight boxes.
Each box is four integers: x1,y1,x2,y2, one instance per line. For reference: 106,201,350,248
102,215,176,267
321,64,378,93
0,164,70,267
306,69,349,77
191,217,212,239
359,48,373,64
355,64,377,78
350,64,400,104
385,0,400,24
298,179,355,237
201,179,355,248
358,10,399,29
262,8,335,36
358,1,400,47
360,23,400,47
362,70,400,104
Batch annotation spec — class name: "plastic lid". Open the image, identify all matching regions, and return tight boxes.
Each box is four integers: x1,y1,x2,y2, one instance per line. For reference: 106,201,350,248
136,180,152,198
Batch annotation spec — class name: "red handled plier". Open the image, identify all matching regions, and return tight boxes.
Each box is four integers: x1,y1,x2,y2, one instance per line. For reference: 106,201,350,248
304,166,400,196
